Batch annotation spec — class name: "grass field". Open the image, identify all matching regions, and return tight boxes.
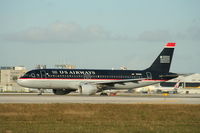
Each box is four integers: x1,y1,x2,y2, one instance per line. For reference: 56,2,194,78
0,104,200,133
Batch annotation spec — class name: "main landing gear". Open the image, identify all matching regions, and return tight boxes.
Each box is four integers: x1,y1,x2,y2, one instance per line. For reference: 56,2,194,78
100,92,118,96
38,88,44,95
100,92,108,96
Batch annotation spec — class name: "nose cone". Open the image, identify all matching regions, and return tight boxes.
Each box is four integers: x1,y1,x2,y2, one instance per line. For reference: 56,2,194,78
17,78,26,87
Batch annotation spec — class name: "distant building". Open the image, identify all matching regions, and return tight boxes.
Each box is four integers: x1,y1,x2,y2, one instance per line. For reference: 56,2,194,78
136,73,200,94
159,74,200,88
36,65,47,69
55,64,76,69
160,73,200,94
120,66,128,70
0,66,29,92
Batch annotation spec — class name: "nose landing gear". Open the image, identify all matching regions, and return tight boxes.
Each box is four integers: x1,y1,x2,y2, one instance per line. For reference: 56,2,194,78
38,88,44,95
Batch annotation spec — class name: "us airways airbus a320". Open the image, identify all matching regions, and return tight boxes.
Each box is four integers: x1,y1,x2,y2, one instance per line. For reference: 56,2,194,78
17,43,178,95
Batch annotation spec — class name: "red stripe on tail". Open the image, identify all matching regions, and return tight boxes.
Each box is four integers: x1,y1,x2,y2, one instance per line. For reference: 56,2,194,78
165,42,176,48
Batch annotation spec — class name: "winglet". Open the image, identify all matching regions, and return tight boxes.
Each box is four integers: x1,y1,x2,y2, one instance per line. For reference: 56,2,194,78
165,42,176,48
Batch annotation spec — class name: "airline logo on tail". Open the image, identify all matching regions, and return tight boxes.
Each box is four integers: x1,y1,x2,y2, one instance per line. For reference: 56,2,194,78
160,43,176,64
160,56,170,63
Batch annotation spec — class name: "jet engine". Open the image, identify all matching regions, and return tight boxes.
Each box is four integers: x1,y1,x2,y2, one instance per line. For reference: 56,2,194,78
53,89,75,95
80,84,98,95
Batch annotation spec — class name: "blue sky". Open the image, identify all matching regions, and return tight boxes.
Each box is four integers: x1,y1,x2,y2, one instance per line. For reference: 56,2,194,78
0,0,200,73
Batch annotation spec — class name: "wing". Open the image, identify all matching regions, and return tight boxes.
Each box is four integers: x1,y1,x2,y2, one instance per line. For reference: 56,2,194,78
79,78,146,94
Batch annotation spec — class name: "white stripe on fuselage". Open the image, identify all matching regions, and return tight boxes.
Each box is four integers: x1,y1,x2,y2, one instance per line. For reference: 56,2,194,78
17,78,162,90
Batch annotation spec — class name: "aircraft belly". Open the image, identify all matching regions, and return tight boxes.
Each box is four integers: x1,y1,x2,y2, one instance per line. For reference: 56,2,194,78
19,79,161,91
20,79,80,89
45,80,80,89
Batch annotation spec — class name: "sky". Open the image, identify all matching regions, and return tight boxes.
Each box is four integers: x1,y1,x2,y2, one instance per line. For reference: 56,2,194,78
0,0,200,73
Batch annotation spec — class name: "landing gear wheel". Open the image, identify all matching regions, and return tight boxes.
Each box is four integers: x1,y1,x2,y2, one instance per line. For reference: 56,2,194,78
38,89,43,96
100,93,108,96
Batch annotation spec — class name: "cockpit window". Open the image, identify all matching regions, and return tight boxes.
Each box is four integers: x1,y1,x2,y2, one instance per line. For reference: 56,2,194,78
22,73,29,77
21,70,39,78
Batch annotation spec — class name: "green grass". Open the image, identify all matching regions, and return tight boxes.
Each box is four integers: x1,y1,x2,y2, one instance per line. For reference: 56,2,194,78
0,104,200,133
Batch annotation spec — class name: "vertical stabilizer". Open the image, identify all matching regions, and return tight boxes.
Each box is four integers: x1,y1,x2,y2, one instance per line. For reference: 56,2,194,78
147,42,176,73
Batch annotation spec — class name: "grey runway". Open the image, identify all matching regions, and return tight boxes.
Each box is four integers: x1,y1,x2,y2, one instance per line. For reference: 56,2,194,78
0,95,200,104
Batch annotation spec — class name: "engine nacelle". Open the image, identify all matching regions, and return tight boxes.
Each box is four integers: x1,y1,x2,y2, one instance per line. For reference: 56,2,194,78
80,84,98,95
53,89,75,95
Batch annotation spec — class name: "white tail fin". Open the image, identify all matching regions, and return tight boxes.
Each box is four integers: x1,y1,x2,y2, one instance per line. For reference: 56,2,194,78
174,80,181,89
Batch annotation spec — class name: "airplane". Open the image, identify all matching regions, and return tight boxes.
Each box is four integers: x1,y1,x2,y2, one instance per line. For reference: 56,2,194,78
17,42,178,95
136,80,182,94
